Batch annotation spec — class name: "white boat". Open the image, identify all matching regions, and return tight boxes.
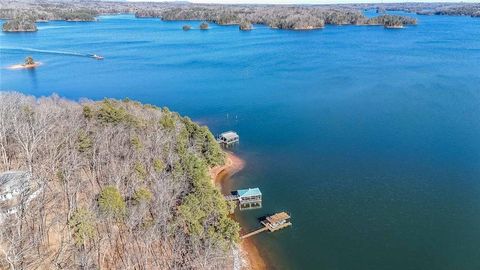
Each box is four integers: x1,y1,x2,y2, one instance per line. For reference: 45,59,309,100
90,54,104,60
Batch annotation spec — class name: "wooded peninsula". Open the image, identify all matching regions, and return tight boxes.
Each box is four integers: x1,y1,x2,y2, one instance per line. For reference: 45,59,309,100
0,92,240,269
1,0,478,32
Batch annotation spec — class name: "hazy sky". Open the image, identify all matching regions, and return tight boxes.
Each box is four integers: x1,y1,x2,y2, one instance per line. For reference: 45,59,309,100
128,0,478,4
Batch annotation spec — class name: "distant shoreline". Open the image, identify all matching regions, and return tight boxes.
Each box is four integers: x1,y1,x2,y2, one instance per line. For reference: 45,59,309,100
210,152,267,270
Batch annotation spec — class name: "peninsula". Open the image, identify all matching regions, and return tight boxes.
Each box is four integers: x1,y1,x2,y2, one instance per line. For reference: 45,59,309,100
2,17,37,32
0,92,242,269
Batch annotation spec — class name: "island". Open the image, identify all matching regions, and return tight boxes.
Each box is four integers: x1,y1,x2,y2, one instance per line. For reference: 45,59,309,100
23,56,38,68
0,92,244,269
2,18,37,32
7,56,41,70
366,14,417,28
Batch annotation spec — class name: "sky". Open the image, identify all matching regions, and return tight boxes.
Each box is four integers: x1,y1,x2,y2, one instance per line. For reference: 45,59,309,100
127,0,479,4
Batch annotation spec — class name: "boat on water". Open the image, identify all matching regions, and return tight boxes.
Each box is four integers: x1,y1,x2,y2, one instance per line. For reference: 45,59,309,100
89,54,104,60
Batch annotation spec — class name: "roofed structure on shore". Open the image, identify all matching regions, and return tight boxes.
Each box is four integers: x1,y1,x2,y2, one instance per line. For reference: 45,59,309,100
262,211,292,231
224,187,262,210
266,212,290,225
217,131,239,146
237,188,261,198
237,187,262,210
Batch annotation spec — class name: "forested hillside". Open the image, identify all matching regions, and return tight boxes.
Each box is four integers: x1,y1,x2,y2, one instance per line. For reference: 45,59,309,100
0,92,239,269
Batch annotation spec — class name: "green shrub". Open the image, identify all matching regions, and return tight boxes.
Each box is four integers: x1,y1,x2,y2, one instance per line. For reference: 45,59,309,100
82,105,93,119
130,135,143,151
153,159,165,173
68,207,96,246
133,187,153,204
134,162,147,179
77,131,93,153
96,100,132,124
160,112,175,130
98,186,126,219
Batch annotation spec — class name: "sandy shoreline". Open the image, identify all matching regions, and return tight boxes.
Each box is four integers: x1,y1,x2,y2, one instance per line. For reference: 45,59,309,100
210,152,267,270
7,62,42,70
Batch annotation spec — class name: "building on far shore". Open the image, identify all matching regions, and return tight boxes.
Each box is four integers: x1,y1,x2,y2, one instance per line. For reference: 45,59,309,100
0,171,39,223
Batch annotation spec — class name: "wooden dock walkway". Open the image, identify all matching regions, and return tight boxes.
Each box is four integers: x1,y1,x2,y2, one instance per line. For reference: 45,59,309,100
240,212,292,239
241,227,268,239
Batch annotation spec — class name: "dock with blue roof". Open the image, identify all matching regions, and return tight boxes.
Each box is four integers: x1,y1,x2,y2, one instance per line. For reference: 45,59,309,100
225,187,262,210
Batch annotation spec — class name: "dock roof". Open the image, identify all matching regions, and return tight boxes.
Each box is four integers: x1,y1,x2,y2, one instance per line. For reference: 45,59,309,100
237,188,261,198
220,131,239,140
266,212,290,224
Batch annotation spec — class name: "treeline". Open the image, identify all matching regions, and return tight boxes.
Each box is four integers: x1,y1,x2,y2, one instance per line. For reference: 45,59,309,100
1,0,478,32
0,8,97,22
367,15,417,28
351,3,480,18
138,6,416,30
1,0,418,32
0,92,240,269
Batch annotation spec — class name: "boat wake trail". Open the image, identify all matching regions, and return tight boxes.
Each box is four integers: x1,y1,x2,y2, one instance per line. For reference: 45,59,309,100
0,47,91,58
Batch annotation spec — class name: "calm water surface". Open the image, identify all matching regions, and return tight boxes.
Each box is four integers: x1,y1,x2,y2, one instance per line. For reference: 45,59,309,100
1,13,480,270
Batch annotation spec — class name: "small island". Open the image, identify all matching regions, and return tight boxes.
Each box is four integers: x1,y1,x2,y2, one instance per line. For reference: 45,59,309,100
199,22,209,30
2,18,37,32
7,56,40,70
23,56,38,68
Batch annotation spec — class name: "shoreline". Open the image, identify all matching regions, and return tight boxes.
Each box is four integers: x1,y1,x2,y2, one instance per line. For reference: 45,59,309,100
7,62,42,70
210,152,267,270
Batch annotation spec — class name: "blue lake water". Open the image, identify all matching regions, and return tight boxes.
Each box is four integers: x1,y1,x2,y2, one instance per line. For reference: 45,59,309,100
1,13,480,270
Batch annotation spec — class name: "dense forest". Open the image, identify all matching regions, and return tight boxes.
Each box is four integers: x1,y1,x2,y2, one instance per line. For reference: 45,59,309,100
0,92,240,269
0,0,426,32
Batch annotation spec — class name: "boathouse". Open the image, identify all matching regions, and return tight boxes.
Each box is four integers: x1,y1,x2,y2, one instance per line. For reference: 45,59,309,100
225,187,262,210
237,188,262,210
217,131,239,146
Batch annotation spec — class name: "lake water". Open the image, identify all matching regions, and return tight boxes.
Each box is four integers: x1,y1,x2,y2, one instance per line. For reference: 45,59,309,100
1,12,480,270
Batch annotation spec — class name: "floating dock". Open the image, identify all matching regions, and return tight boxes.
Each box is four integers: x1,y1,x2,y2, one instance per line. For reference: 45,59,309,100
241,212,292,239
